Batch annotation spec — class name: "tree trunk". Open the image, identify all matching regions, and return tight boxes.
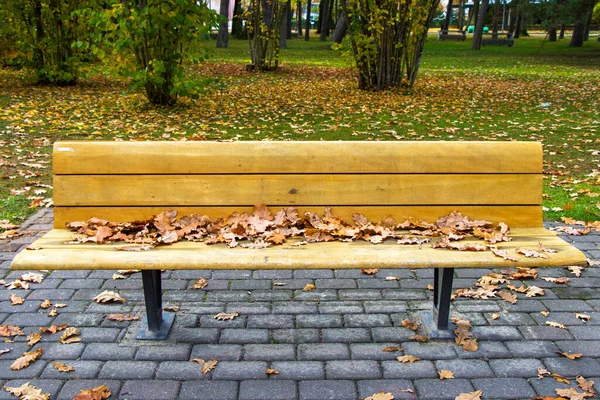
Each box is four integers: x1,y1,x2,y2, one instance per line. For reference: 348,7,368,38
492,0,500,35
583,3,593,41
570,21,584,47
469,0,479,31
217,0,230,48
286,0,292,38
232,0,244,38
559,24,565,39
442,0,453,31
319,0,330,40
305,0,311,40
280,1,288,48
297,0,302,36
457,0,465,31
316,0,323,33
331,9,347,43
514,9,521,39
471,0,488,50
549,26,557,42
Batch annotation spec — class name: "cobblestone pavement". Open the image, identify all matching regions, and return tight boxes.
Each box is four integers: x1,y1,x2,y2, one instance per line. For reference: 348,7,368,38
0,208,599,400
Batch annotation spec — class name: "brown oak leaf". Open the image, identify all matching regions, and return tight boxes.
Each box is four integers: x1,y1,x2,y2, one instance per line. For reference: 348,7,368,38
0,324,24,337
191,358,218,374
439,369,455,380
266,368,279,375
361,268,379,275
364,393,394,400
396,355,421,363
303,283,316,291
10,294,24,305
401,319,419,331
526,286,546,298
557,351,582,360
3,382,50,400
382,346,402,352
455,390,483,400
105,313,140,322
93,291,126,303
555,387,593,400
10,348,43,370
59,327,81,344
546,321,568,329
39,299,52,309
192,278,208,289
20,272,44,283
574,313,591,322
214,312,239,321
73,385,111,400
498,290,517,304
39,324,67,334
27,332,42,347
52,361,75,372
576,376,595,395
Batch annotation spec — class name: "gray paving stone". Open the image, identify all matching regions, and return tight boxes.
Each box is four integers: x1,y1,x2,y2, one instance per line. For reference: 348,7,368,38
239,380,297,400
472,378,536,399
293,289,338,301
170,327,220,343
519,326,574,341
0,360,47,379
381,360,438,379
505,340,560,358
247,314,294,329
298,343,350,360
155,361,208,379
322,328,371,343
0,343,31,360
556,340,600,357
350,343,404,361
356,380,416,400
334,269,376,279
357,279,399,289
454,268,493,278
569,326,600,340
52,312,104,327
57,379,122,400
59,278,105,289
315,278,356,289
41,360,102,379
81,343,137,360
226,302,270,314
542,357,600,377
203,280,230,290
220,329,269,344
2,312,54,327
299,380,357,400
552,287,600,300
271,329,320,344
35,342,85,360
0,379,63,400
453,300,501,313
344,314,391,327
471,326,523,341
485,311,536,325
179,381,238,400
415,379,475,400
489,358,545,377
529,375,580,397
501,300,547,312
0,301,39,313
212,361,268,380
269,361,324,380
401,342,458,360
206,291,250,302
99,360,156,379
319,301,364,314
455,341,511,359
435,359,495,378
78,327,122,342
170,270,211,279
382,289,427,300
268,279,313,290
371,327,415,342
102,279,143,290
198,314,247,328
272,302,317,314
253,270,293,279
530,311,590,326
243,344,295,360
119,380,180,400
294,270,334,279
191,344,242,361
86,302,134,313
230,279,272,290
363,301,407,313
50,270,91,279
252,290,293,301
338,289,382,300
587,300,600,311
326,360,381,380
296,314,343,328
543,299,594,312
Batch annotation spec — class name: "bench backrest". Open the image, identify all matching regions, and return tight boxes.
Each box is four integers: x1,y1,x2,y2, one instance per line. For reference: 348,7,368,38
52,141,543,228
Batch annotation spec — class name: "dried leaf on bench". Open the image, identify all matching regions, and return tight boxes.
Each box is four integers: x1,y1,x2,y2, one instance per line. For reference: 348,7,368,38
74,385,111,400
52,361,75,372
438,370,455,380
214,312,240,321
455,390,483,400
192,278,208,289
497,290,517,304
364,393,394,400
0,324,24,337
39,324,67,334
516,248,549,259
27,332,41,347
191,358,218,374
114,244,154,251
557,351,582,360
396,355,420,363
489,247,518,262
10,348,43,370
396,236,430,246
105,313,139,322
546,321,568,329
361,268,379,275
526,286,546,298
3,382,50,399
10,294,24,305
574,313,591,322
303,283,316,292
39,299,52,309
93,290,126,304
59,327,81,344
20,272,44,283
95,226,113,243
401,320,419,331
5,279,30,290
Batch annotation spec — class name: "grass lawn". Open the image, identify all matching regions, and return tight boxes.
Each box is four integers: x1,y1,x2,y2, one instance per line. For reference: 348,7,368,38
0,34,599,226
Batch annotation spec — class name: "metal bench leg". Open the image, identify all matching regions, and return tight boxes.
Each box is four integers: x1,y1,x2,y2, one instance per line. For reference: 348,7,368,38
135,270,176,340
419,267,456,339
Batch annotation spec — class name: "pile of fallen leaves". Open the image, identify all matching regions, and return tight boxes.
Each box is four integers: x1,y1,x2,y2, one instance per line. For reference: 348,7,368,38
65,204,526,257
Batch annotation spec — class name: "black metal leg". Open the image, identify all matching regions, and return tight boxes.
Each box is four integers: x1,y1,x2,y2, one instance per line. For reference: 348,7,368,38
136,270,175,340
142,270,163,331
433,267,454,330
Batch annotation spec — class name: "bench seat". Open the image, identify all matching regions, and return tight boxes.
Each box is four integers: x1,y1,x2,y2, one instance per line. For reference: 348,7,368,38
13,227,587,271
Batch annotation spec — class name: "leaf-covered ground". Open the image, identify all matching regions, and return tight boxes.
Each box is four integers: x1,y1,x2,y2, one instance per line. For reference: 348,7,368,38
0,35,599,224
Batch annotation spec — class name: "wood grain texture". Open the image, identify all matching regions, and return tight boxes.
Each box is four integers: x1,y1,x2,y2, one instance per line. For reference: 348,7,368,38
53,141,543,174
54,174,541,207
11,228,588,271
53,205,542,228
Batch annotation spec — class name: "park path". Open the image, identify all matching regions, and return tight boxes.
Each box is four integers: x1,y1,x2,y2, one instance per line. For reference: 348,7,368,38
0,208,598,399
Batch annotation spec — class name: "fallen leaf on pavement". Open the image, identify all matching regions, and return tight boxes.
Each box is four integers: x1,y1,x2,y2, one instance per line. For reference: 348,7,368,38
52,361,75,372
59,327,81,344
303,283,316,291
74,385,111,400
105,313,139,321
3,382,50,399
214,312,239,321
10,348,43,370
455,390,483,400
39,324,67,334
27,332,41,347
439,369,455,380
382,346,402,352
361,268,379,275
266,368,279,375
10,294,24,305
558,351,582,360
401,319,419,331
396,355,420,363
546,321,568,329
574,313,591,322
364,393,394,400
192,278,208,289
93,290,126,303
191,358,218,374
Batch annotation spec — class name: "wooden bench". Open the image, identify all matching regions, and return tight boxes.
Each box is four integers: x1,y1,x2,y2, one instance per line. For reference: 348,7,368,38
481,32,514,47
11,141,587,340
437,30,467,41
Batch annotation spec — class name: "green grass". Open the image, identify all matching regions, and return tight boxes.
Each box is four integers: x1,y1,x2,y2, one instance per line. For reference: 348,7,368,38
0,33,599,226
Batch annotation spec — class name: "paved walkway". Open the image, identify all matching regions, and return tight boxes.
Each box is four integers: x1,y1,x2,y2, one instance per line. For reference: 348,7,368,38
0,208,598,400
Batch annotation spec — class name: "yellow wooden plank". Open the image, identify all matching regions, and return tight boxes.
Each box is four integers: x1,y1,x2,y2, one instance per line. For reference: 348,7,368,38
53,205,542,228
11,228,588,271
53,141,543,174
54,174,541,207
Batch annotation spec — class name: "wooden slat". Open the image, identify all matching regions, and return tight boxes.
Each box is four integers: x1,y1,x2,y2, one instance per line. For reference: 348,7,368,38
11,228,588,271
53,206,543,228
54,174,541,207
53,141,543,174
